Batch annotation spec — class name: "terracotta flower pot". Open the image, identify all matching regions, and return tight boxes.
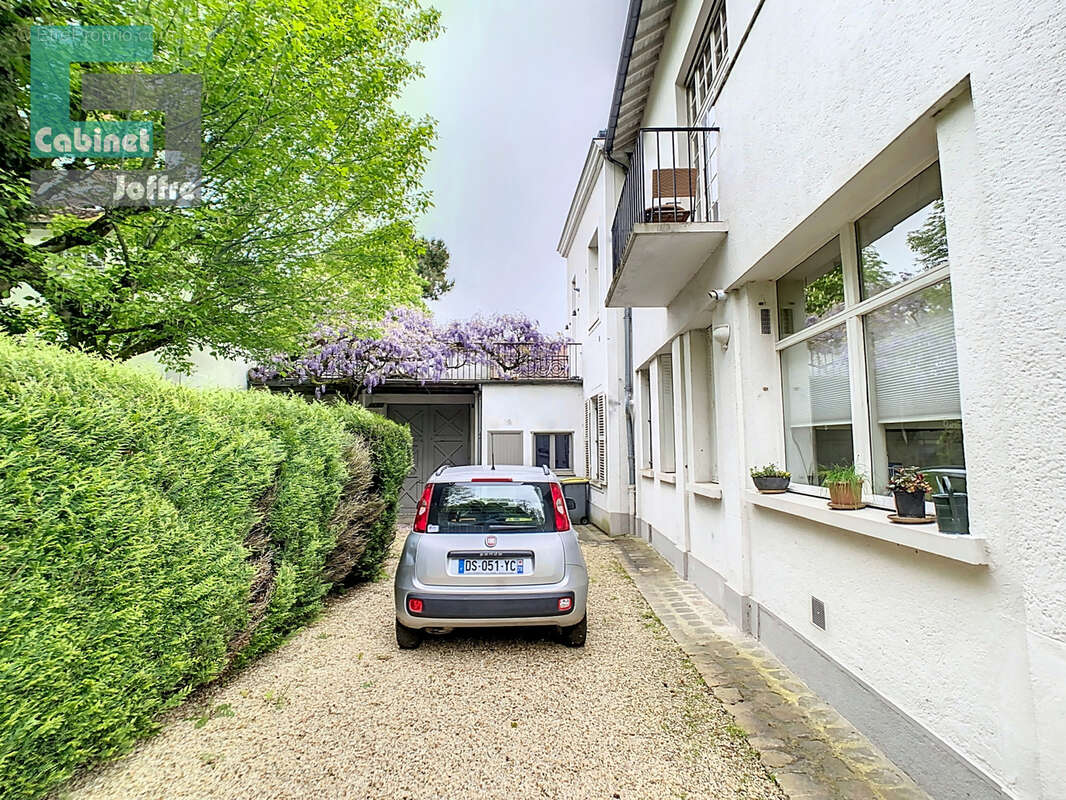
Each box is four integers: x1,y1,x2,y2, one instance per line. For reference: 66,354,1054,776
827,481,863,509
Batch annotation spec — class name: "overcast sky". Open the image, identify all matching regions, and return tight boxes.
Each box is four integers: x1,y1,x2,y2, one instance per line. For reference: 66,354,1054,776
400,0,628,335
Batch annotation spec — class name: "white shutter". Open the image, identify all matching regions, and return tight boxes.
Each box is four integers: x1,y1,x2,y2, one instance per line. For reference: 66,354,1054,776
596,394,607,484
584,400,591,478
658,354,677,472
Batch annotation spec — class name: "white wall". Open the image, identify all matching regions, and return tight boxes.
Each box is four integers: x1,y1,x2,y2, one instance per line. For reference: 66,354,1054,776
480,383,584,471
598,1,1066,797
559,142,633,532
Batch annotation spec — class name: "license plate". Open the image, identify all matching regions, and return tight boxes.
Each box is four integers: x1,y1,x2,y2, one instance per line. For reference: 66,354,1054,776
453,557,530,575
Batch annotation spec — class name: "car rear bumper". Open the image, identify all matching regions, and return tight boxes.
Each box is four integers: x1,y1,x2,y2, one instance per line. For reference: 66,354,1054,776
395,569,587,629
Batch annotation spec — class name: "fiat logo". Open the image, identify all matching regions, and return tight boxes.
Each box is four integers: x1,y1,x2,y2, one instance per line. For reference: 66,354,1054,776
484,535,497,548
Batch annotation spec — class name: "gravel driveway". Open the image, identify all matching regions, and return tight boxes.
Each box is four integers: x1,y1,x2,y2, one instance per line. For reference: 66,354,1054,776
67,530,786,800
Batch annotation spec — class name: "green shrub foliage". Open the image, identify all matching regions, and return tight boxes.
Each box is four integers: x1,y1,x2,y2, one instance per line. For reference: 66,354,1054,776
0,336,411,799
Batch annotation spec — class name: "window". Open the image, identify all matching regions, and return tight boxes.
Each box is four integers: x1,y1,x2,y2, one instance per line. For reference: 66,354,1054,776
428,482,554,533
781,325,854,486
777,238,844,337
686,330,717,482
857,164,944,300
684,1,728,124
587,240,600,325
864,280,962,496
657,354,676,472
534,432,573,473
586,395,607,485
638,368,653,469
776,163,963,504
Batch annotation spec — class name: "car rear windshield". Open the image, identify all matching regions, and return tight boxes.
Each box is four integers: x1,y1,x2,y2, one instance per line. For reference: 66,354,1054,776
428,482,555,533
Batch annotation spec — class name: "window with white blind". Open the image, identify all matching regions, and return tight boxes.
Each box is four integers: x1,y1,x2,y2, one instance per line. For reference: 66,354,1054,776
638,368,653,469
657,354,676,473
776,162,964,505
585,395,607,485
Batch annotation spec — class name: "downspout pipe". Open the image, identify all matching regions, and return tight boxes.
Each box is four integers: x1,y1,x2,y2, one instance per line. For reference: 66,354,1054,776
624,306,637,535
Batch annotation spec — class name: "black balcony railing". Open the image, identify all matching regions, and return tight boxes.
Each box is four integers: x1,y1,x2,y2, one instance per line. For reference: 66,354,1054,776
430,341,582,382
611,127,721,275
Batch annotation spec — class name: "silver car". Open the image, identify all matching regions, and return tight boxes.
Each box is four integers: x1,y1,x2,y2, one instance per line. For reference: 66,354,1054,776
394,465,588,649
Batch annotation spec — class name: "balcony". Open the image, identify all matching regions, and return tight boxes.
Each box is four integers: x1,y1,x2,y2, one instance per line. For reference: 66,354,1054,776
607,127,728,308
251,342,582,391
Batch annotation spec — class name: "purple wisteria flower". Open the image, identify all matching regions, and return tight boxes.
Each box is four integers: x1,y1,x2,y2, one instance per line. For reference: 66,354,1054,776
251,309,571,393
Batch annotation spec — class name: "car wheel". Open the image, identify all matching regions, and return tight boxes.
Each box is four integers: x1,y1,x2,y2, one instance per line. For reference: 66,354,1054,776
558,615,587,647
396,619,422,649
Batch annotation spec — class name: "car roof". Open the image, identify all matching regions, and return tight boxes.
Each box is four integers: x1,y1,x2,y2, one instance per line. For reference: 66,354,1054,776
429,464,558,483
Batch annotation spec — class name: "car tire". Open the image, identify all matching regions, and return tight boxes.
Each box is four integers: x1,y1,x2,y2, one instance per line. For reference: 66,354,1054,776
396,619,422,649
558,615,587,647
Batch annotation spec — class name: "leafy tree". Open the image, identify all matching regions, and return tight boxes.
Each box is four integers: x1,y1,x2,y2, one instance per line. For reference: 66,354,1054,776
1,0,441,370
252,309,570,393
415,236,453,300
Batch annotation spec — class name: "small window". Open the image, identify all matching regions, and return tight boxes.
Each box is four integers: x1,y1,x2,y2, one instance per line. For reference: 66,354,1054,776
857,163,945,300
587,242,600,325
777,238,844,337
534,432,573,473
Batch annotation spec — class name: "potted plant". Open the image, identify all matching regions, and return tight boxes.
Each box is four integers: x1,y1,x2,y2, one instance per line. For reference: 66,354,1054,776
887,466,932,520
750,464,791,493
821,464,865,509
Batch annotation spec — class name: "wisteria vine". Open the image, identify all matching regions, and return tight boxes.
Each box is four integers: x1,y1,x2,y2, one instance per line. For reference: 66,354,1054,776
251,309,572,392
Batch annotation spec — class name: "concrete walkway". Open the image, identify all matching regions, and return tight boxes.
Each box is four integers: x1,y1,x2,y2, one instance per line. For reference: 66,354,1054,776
604,527,931,800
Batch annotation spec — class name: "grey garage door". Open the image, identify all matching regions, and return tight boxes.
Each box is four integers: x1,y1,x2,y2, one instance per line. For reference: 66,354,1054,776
387,404,472,513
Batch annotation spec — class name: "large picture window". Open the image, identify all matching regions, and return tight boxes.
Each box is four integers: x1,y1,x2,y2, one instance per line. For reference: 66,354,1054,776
776,163,964,505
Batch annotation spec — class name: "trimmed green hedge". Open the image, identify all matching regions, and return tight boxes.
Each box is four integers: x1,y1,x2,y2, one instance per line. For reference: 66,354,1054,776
0,336,411,799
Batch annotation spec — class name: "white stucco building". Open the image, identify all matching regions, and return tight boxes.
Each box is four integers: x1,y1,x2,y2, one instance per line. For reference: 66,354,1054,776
559,2,1066,799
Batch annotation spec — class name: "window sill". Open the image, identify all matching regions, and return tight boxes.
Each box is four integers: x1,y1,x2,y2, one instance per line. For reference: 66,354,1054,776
657,472,677,485
640,468,655,480
689,482,722,500
745,491,989,566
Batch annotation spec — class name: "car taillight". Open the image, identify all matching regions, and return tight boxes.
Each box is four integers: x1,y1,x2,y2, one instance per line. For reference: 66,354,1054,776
408,597,423,614
550,482,570,531
413,483,434,532
558,597,572,612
